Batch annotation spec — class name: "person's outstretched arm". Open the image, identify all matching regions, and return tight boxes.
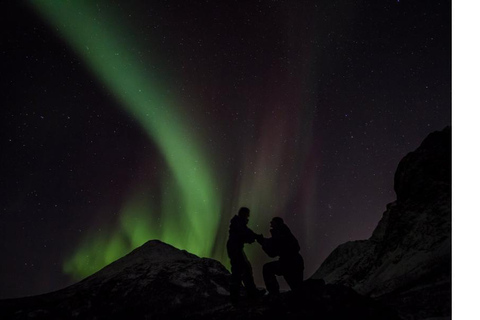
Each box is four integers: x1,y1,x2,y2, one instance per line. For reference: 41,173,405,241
261,237,279,258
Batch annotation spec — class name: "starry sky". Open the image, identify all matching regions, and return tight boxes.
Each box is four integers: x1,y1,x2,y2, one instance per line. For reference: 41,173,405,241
0,0,451,299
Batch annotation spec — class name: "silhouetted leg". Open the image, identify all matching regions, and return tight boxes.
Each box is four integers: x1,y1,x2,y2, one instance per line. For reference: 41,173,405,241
241,253,257,295
263,261,282,294
284,255,304,291
229,256,243,302
284,268,303,291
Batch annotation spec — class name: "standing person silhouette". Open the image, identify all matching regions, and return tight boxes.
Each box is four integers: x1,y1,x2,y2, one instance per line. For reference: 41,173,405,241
226,207,263,303
257,217,304,295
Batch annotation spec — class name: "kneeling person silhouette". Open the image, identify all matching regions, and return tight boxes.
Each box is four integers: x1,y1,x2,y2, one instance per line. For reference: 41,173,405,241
257,217,304,295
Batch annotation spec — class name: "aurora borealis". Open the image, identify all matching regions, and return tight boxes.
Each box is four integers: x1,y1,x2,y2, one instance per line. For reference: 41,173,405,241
0,0,451,298
31,0,223,279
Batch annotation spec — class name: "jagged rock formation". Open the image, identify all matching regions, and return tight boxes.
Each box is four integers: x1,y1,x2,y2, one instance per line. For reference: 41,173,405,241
0,240,398,320
311,127,451,319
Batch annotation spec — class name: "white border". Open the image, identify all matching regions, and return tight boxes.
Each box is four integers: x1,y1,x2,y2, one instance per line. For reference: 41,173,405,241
452,0,480,318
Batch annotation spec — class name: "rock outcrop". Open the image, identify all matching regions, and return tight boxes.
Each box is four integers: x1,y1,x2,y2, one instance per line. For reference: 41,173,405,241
311,127,451,319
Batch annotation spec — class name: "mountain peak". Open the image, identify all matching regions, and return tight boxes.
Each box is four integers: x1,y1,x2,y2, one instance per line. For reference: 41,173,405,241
85,239,199,282
130,239,197,260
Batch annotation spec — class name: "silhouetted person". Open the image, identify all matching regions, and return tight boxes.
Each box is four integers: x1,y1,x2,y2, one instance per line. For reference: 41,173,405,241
257,217,304,295
226,207,262,302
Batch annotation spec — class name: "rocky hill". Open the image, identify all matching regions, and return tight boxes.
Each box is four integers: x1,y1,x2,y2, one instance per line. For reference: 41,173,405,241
311,127,451,319
0,240,232,319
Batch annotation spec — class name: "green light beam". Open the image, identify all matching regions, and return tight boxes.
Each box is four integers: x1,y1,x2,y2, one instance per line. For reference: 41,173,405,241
32,1,221,279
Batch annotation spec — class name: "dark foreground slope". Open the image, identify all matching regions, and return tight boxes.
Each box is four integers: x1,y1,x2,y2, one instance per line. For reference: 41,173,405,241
0,240,398,320
312,127,451,319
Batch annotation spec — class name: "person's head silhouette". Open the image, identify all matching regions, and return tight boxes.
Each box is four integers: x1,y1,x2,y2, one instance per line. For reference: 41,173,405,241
270,216,284,229
238,207,250,223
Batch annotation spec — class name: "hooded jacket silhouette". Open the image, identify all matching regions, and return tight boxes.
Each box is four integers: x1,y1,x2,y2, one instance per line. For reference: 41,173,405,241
258,217,304,294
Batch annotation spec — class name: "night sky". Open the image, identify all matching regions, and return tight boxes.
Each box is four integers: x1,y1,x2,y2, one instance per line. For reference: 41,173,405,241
0,0,450,299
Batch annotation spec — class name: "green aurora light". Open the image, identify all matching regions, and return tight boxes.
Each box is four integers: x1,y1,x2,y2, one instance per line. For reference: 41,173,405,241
32,1,222,279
